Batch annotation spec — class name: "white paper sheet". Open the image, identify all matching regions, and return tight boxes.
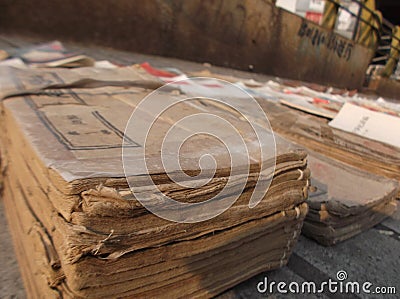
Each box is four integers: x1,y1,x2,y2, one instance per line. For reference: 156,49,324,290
329,103,400,148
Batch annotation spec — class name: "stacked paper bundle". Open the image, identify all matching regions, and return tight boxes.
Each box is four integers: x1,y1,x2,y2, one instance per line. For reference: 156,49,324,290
252,98,399,245
304,153,399,246
0,67,309,298
192,77,399,246
256,98,400,183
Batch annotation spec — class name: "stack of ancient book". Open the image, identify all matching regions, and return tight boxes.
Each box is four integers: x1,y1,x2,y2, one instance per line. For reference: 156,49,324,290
255,98,400,183
304,153,399,246
0,66,309,298
190,75,399,246
253,94,400,245
187,69,400,182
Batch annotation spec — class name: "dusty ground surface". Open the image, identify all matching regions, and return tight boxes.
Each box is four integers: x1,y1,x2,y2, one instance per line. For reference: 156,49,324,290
0,35,399,299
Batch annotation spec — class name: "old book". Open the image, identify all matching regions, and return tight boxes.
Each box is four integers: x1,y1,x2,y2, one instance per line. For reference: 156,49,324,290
304,152,399,246
0,67,309,298
189,78,400,245
16,41,95,68
180,69,400,181
256,98,400,183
